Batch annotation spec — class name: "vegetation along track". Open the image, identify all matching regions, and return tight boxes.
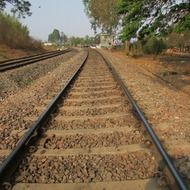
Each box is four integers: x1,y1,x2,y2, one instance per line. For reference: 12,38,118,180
0,49,71,72
0,50,188,190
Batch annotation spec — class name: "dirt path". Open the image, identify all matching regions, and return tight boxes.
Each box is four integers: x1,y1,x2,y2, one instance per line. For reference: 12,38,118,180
108,51,190,95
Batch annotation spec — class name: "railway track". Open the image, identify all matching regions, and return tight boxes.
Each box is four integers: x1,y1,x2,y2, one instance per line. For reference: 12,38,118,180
0,50,188,190
0,49,71,72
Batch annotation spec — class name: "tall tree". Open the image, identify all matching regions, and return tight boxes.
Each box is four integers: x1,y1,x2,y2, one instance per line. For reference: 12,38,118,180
48,29,61,44
83,0,120,34
60,32,68,44
117,0,190,41
0,0,31,18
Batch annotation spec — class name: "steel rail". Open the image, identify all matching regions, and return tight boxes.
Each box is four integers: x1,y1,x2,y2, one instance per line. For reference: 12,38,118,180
0,50,58,65
97,50,188,190
0,49,71,72
0,49,70,71
0,51,89,189
0,51,62,68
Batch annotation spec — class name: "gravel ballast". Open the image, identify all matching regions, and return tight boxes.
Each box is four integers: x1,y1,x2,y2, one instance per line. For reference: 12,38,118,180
0,50,87,151
0,50,77,99
15,152,157,183
41,131,144,149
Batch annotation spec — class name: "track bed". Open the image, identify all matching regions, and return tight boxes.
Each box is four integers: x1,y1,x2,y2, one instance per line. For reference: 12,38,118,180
0,50,187,190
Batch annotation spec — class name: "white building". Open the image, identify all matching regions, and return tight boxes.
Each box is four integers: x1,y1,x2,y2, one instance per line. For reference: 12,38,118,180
100,34,115,48
44,42,53,46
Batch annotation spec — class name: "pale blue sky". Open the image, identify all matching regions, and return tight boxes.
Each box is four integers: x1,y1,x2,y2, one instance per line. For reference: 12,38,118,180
19,0,94,41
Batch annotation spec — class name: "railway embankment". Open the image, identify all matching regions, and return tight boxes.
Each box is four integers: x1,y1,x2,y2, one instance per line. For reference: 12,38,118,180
100,49,190,186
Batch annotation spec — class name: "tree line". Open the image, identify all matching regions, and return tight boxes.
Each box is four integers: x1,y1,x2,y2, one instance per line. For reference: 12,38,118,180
83,0,190,40
48,29,97,47
1,0,189,42
1,0,189,53
83,0,190,54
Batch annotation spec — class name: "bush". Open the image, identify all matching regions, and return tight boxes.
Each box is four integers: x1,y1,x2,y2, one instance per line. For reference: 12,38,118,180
0,12,43,51
166,30,190,51
175,14,190,33
129,41,143,57
143,37,166,55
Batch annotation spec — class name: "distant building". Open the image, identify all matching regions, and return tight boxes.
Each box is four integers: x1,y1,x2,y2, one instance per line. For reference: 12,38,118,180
44,42,53,46
100,34,115,48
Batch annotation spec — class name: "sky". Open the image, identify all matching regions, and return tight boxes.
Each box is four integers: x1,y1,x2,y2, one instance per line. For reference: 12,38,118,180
19,0,94,41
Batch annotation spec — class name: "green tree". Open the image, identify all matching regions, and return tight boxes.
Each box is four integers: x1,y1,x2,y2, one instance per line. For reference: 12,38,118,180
68,37,83,46
117,0,189,41
83,35,95,45
175,14,190,32
48,29,61,44
83,0,120,33
66,36,95,47
0,0,31,18
60,32,68,44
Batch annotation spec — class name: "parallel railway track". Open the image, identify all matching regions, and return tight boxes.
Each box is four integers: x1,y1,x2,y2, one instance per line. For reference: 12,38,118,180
0,50,188,190
0,49,71,72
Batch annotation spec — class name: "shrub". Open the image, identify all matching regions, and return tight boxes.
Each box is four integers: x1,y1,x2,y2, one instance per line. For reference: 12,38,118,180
129,41,143,57
143,37,166,55
166,30,190,51
0,12,43,51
